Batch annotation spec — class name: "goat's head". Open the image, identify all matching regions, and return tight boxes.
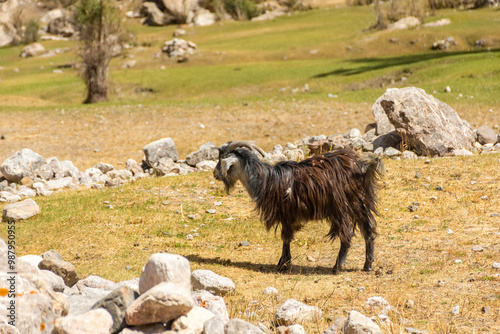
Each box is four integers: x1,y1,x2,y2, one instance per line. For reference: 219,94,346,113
213,140,266,194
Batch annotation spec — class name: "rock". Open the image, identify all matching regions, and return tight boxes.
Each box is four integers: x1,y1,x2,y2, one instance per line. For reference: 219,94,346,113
372,131,401,151
204,316,225,334
91,286,139,334
67,287,111,315
193,9,216,26
0,148,46,183
38,257,79,287
343,310,382,334
476,125,497,145
423,18,450,27
16,185,36,197
191,269,235,296
171,306,215,333
154,157,179,176
19,254,43,268
60,160,79,178
126,159,143,175
224,318,263,334
251,10,286,21
140,2,173,26
378,87,475,156
40,269,66,292
372,92,396,134
20,42,46,57
173,28,186,37
161,38,198,58
139,253,191,295
192,289,230,324
186,142,219,167
119,323,169,333
94,162,115,174
0,191,21,203
2,198,40,221
472,245,484,252
453,148,473,156
77,275,117,290
402,151,418,159
275,299,322,326
196,160,217,171
451,305,459,315
405,327,427,334
125,281,194,326
344,128,362,139
0,22,18,48
383,147,401,157
263,287,278,295
116,277,140,292
47,176,75,190
54,308,114,334
366,296,391,315
143,138,179,168
42,249,63,261
32,182,53,196
322,317,347,334
285,324,307,334
388,16,420,30
492,262,500,269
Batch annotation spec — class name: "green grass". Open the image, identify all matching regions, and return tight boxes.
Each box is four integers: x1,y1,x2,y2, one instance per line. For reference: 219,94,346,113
1,7,500,107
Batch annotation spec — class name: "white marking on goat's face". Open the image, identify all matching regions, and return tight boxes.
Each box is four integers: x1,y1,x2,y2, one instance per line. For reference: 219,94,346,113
221,154,239,176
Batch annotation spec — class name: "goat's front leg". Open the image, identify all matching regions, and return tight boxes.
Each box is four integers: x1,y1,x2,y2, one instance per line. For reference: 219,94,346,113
332,241,351,275
277,241,292,273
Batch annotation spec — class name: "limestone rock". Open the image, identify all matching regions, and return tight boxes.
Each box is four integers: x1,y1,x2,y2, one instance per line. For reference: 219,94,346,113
91,286,139,334
125,281,194,326
0,149,46,183
38,257,79,287
139,253,191,295
20,42,46,57
94,162,115,174
388,16,420,31
126,159,143,175
275,299,322,326
2,198,40,221
224,318,263,334
143,138,179,167
476,125,497,145
54,308,114,334
191,269,235,297
186,142,218,167
322,317,347,334
0,191,21,203
378,87,475,156
156,157,180,176
204,316,225,334
47,176,75,190
40,269,66,292
67,287,111,315
161,38,198,58
192,289,230,323
171,306,215,333
140,2,173,26
77,274,117,290
343,310,382,334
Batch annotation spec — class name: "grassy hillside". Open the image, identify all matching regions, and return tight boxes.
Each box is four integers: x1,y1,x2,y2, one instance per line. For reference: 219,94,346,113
0,6,500,107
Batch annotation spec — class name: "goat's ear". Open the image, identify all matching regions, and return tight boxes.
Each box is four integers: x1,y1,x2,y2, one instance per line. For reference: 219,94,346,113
220,154,239,176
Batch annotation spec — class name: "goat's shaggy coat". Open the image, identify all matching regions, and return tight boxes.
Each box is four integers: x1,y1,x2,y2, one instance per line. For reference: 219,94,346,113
214,141,383,274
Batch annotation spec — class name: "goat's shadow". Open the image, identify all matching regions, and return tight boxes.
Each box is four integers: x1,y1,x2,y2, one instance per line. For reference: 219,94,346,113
185,254,359,276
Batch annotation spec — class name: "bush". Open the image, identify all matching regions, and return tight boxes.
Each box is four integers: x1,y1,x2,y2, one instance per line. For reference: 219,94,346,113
23,20,39,44
223,0,261,20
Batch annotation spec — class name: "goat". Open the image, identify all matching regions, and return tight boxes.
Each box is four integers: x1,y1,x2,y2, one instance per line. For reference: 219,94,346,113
213,140,384,274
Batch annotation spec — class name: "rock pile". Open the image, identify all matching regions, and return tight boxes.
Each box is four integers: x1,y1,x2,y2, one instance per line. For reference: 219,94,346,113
1,87,499,210
0,237,402,333
161,38,199,58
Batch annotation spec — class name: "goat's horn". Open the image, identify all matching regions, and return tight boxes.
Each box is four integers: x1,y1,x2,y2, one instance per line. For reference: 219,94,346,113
227,140,266,157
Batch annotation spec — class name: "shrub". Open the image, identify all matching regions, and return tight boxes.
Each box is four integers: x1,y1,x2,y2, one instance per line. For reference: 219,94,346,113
223,0,261,20
22,20,40,44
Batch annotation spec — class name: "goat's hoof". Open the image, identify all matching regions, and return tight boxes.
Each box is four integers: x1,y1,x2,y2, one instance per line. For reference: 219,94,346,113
363,262,373,272
277,262,291,273
332,266,341,275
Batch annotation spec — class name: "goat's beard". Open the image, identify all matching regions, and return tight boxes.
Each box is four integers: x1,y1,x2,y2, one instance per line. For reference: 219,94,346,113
222,176,238,195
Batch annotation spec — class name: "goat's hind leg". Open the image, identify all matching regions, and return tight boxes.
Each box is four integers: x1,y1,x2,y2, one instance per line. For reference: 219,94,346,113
360,217,376,272
277,241,292,273
332,241,351,275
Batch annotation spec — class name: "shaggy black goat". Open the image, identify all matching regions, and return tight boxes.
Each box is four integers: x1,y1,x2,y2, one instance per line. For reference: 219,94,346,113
213,141,384,274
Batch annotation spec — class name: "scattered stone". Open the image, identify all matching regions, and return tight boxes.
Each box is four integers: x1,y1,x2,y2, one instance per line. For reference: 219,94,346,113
451,305,459,315
77,274,117,290
42,249,63,261
0,148,46,183
2,198,41,221
143,138,179,168
388,16,420,31
186,142,218,167
54,308,113,334
125,281,194,326
0,191,22,203
239,240,250,247
343,310,382,334
126,159,143,175
263,287,278,295
206,209,217,214
204,316,225,334
366,296,391,315
453,148,473,156
20,42,46,58
322,317,347,334
481,306,491,314
275,299,322,326
91,286,138,334
38,257,79,287
47,176,75,190
408,205,418,212
476,125,497,145
472,246,484,252
161,38,198,58
40,269,66,292
377,87,475,156
191,269,235,296
405,327,426,334
171,306,215,333
192,289,230,324
139,253,191,295
224,318,263,334
492,262,500,269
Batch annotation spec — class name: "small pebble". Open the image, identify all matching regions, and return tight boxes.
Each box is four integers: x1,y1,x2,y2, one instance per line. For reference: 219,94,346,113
240,240,250,247
424,159,431,164
480,196,488,200
472,245,484,252
263,287,278,294
103,201,109,204
214,201,222,206
186,234,193,240
413,215,419,219
405,300,415,309
455,259,462,264
206,209,216,214
358,286,365,291
306,255,316,262
408,205,418,212
415,172,421,179
490,213,498,217
481,306,491,314
188,215,197,219
107,205,113,209
125,265,132,270
492,262,500,269
451,305,459,315
438,280,445,287
435,186,443,191
447,229,453,234
430,196,438,201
